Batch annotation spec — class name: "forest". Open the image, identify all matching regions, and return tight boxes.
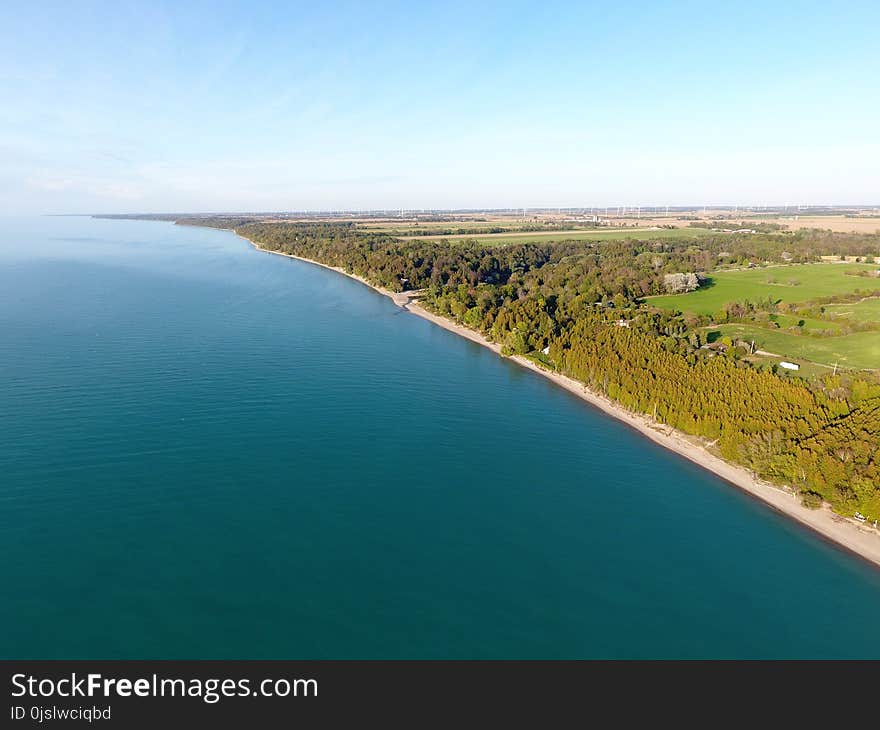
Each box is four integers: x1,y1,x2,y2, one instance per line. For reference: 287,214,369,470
182,217,880,520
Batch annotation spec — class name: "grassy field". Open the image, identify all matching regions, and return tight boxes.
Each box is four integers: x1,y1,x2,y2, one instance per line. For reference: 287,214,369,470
397,227,714,244
766,313,845,334
707,323,880,371
742,354,832,379
825,297,880,323
649,263,880,315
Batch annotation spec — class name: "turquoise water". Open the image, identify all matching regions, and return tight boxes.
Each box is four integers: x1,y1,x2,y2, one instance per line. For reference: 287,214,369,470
1,215,879,659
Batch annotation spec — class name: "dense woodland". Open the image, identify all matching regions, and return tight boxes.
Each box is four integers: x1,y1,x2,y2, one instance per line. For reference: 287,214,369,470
184,217,880,519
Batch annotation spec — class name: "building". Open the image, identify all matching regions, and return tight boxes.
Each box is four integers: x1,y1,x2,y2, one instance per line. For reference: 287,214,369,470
779,361,800,371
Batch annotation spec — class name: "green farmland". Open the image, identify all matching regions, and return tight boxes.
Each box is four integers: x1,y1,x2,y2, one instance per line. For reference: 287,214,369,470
649,263,880,316
825,296,880,324
708,323,880,371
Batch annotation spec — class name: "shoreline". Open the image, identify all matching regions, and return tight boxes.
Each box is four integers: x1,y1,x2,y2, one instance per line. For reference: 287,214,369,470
232,228,880,568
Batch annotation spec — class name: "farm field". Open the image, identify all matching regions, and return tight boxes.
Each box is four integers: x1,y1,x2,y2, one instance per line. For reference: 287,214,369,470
358,219,531,232
628,213,880,234
766,313,845,334
397,227,714,244
649,263,880,315
707,323,880,371
741,215,880,234
825,296,880,323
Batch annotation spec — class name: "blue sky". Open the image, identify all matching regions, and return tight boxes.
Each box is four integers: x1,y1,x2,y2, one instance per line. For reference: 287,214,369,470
1,0,878,214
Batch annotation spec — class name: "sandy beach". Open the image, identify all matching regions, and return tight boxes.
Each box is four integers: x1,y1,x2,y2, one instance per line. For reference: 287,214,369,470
234,230,880,568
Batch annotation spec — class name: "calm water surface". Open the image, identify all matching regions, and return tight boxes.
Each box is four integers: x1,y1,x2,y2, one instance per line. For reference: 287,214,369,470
1,215,879,658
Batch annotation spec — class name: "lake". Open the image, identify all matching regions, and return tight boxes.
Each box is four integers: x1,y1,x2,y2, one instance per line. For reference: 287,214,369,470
1,215,879,658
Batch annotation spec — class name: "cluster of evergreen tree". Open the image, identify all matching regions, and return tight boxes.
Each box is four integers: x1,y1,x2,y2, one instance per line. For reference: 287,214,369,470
184,217,880,519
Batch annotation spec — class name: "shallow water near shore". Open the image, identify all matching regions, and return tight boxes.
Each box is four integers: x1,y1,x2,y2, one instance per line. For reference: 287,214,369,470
2,215,880,659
